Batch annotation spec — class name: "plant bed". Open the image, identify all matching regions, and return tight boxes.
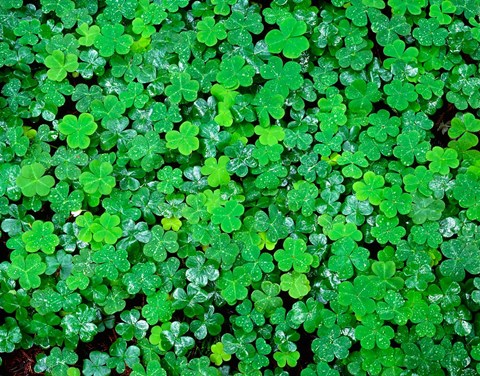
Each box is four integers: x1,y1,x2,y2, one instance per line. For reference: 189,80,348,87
1,0,480,375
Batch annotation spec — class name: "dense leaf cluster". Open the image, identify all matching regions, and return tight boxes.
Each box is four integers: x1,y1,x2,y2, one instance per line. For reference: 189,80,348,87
1,0,480,375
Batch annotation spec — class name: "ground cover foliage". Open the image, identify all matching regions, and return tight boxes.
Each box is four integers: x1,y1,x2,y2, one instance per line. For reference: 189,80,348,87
2,0,480,374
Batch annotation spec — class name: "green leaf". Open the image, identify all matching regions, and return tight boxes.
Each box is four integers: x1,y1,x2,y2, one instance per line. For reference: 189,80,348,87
16,163,55,197
388,0,426,15
384,79,418,111
82,351,110,376
338,276,377,315
122,262,162,295
274,238,313,273
165,72,199,104
107,338,141,374
371,215,406,244
393,130,430,166
217,55,255,90
328,237,370,279
44,347,79,376
211,200,244,233
280,271,311,299
8,254,46,290
142,292,173,325
251,281,282,316
58,113,98,149
353,171,385,205
355,315,395,349
440,239,480,281
77,23,101,47
273,350,300,368
412,18,448,46
166,122,200,156
287,180,318,216
210,342,231,366
196,17,227,46
22,220,59,254
0,318,22,353
410,193,445,225
380,185,412,218
79,160,116,195
93,245,130,280
201,156,231,187
337,151,369,179
44,50,79,81
312,325,351,362
143,225,178,262
265,17,309,58
94,24,133,57
217,266,251,305
345,80,382,114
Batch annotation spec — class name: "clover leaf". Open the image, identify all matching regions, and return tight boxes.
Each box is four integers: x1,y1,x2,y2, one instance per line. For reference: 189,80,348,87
355,315,395,350
58,113,98,149
79,160,116,195
16,163,55,197
353,171,385,205
166,122,200,156
337,151,369,179
165,72,200,104
338,275,378,316
371,215,406,245
274,238,313,273
77,23,101,47
122,262,161,295
280,271,311,299
201,156,231,187
210,342,231,366
44,50,79,81
328,237,370,279
43,347,79,376
265,17,309,58
313,325,351,362
440,239,480,281
345,80,382,114
380,185,412,218
211,200,244,233
225,10,264,47
216,55,255,90
251,281,282,316
217,266,251,305
90,213,122,245
393,130,430,166
196,17,227,46
413,18,448,46
22,220,59,254
384,79,418,111
287,180,318,216
95,24,134,57
8,254,46,290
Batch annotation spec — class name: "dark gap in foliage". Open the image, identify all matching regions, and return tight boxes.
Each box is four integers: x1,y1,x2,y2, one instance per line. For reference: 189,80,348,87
25,1,42,10
123,293,146,311
55,96,80,120
368,29,386,65
365,240,382,260
0,231,9,263
431,100,456,148
31,201,56,222
0,346,45,376
460,50,477,65
292,325,316,372
250,0,274,11
69,74,100,89
74,326,120,367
